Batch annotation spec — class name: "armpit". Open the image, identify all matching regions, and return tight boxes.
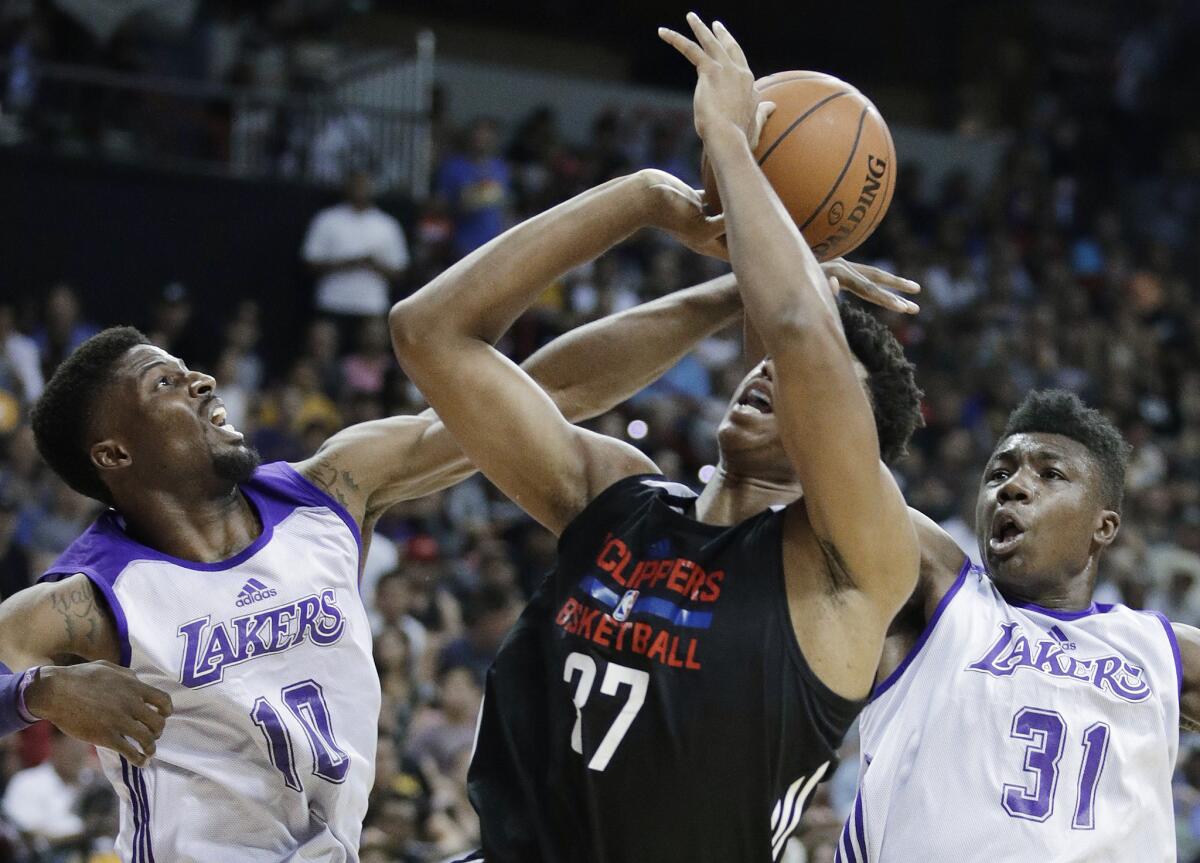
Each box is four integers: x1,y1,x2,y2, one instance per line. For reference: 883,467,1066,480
817,538,858,594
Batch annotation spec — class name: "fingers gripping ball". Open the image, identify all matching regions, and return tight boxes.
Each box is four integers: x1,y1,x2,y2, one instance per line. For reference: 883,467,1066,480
703,71,897,261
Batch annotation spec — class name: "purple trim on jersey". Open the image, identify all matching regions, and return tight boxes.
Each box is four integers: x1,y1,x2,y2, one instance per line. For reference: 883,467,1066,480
1006,597,1115,620
121,756,149,863
136,766,155,862
868,558,972,703
36,462,361,667
1150,611,1183,695
854,792,866,859
837,790,867,863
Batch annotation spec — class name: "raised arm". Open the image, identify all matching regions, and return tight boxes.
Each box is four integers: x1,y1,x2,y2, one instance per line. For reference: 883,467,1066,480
0,576,170,764
295,272,741,530
662,15,919,697
390,170,724,534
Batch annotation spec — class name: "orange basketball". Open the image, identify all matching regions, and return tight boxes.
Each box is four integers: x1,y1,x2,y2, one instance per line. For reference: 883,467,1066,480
702,71,897,261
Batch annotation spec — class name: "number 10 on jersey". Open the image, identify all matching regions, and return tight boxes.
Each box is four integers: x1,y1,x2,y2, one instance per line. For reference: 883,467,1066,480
564,652,649,772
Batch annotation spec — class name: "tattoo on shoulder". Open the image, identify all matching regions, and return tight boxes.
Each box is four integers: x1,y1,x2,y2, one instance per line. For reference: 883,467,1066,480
306,452,355,510
50,583,101,649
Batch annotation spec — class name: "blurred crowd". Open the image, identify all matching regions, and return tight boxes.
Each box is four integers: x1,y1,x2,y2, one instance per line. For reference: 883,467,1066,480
5,1,1200,861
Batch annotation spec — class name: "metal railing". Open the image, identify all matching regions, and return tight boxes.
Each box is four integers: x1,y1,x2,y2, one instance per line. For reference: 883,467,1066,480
0,31,435,197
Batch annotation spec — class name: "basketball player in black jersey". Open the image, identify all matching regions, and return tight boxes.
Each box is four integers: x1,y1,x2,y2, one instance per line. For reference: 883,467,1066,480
392,15,923,862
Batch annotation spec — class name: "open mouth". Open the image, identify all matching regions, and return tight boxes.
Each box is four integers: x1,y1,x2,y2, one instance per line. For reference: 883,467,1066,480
735,380,773,415
989,510,1027,558
206,401,244,442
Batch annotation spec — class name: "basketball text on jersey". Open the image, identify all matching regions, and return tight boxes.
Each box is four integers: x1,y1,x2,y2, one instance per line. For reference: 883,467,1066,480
967,621,1152,703
553,533,724,671
178,588,346,688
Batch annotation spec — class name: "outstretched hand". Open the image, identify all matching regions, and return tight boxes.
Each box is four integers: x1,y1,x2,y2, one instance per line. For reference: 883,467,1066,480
658,14,774,150
823,259,921,315
24,661,173,768
641,169,728,259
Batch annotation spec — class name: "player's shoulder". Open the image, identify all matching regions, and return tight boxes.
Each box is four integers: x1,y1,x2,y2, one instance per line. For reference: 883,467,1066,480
558,473,692,550
577,472,694,519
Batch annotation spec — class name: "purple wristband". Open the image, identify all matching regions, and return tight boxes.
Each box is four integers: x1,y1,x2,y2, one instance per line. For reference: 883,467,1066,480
15,667,39,724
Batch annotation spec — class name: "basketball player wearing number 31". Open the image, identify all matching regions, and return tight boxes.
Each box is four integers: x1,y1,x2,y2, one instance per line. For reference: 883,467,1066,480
391,14,922,862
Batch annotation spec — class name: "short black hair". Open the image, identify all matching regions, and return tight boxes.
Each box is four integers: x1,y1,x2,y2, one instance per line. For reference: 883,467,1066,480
31,326,150,504
839,303,924,465
999,389,1131,510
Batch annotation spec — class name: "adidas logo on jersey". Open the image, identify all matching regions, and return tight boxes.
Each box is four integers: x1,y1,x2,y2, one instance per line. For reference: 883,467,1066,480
236,578,278,607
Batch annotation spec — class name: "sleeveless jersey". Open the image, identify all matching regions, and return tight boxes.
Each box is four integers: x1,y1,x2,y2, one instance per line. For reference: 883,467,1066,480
467,474,863,863
40,462,380,863
843,563,1180,862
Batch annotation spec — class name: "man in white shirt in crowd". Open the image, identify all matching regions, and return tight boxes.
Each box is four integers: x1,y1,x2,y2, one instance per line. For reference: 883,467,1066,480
0,303,43,406
302,168,410,320
2,727,95,850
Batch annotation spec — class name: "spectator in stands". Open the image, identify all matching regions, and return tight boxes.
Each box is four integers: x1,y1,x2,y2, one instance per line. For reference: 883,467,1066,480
33,285,98,379
0,492,30,601
222,300,265,394
144,281,206,364
302,168,409,321
374,568,429,655
1,728,94,853
341,318,393,397
438,585,520,685
0,303,43,408
300,318,344,400
404,664,482,777
436,118,511,259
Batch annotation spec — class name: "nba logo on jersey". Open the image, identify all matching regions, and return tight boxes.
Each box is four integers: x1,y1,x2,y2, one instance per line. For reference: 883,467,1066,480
613,590,640,622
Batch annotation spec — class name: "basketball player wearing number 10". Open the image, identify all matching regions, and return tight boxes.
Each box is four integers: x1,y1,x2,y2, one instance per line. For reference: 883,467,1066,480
392,14,923,862
0,262,793,855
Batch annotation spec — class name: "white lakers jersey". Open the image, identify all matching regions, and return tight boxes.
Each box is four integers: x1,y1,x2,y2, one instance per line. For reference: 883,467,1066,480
844,563,1180,862
41,462,381,862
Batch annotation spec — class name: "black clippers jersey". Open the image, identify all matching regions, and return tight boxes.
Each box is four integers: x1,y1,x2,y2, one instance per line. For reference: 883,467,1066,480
468,475,864,863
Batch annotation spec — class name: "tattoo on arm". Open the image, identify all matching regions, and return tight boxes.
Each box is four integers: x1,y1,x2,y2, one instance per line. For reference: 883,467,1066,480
1182,714,1200,733
50,585,100,650
307,453,355,510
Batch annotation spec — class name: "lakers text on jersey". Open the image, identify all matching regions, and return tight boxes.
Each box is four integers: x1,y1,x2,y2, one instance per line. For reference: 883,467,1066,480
40,462,381,863
846,564,1179,863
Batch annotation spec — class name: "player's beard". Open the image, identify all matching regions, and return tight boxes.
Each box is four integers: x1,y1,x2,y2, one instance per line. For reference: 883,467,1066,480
212,443,262,485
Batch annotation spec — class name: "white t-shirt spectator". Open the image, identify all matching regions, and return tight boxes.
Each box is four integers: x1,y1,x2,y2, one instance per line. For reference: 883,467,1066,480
303,203,409,316
2,329,42,403
1,761,87,840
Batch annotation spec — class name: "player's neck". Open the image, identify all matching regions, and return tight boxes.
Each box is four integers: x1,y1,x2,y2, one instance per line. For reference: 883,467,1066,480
694,465,801,526
114,486,263,564
993,562,1100,612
